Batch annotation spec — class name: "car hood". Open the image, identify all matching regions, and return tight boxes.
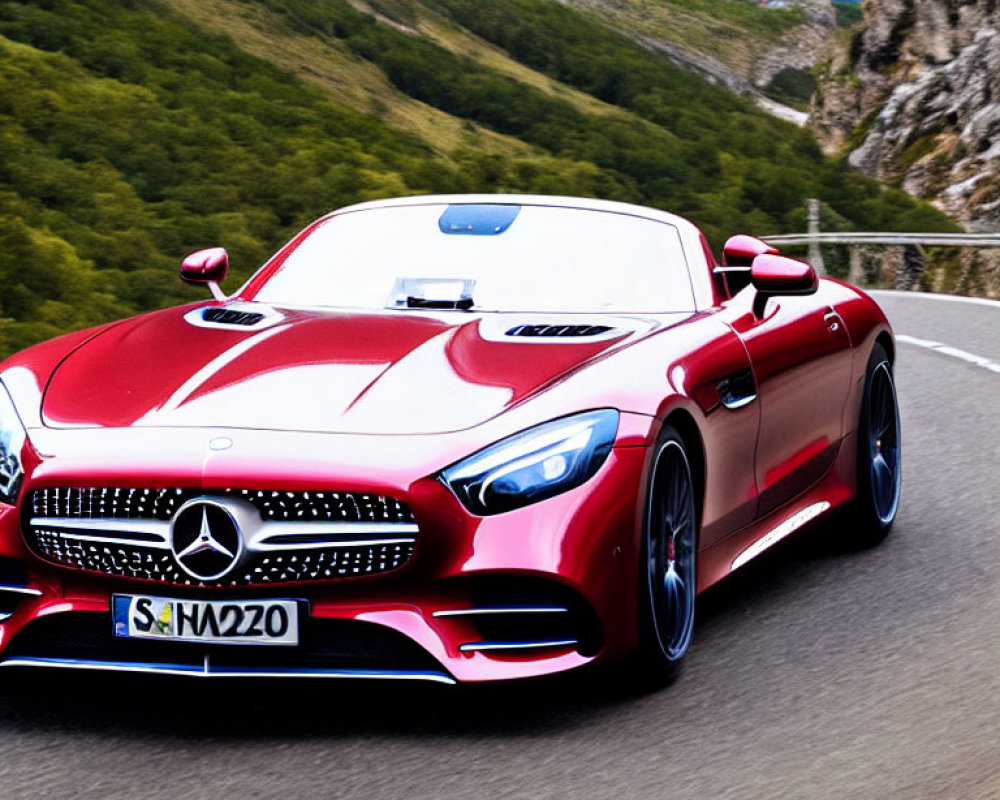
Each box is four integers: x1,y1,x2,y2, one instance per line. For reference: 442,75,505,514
40,304,654,434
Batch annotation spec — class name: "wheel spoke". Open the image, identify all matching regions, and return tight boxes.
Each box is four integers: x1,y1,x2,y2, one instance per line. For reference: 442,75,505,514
872,379,889,436
663,564,687,640
872,373,885,416
879,403,895,440
872,454,894,512
651,483,665,529
875,405,891,439
673,528,693,559
671,502,693,538
668,460,684,518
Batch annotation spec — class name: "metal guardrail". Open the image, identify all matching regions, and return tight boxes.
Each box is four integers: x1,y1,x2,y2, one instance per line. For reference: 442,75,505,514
768,201,1000,284
764,233,1000,248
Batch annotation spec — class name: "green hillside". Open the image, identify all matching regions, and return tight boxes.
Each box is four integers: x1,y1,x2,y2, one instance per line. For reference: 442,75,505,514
0,0,955,355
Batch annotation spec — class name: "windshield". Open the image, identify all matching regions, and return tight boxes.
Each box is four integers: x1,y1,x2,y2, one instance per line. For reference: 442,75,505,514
249,203,696,313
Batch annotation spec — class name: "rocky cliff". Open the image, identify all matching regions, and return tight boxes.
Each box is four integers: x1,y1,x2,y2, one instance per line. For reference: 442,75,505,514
811,0,1000,231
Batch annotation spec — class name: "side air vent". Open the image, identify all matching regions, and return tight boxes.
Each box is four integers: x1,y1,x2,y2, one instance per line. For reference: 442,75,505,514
505,324,614,338
202,308,266,326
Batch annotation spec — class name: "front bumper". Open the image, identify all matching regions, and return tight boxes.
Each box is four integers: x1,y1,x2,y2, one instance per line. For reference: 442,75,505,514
0,418,653,683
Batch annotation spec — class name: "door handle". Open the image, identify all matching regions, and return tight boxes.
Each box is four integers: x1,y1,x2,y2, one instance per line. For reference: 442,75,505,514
823,309,841,333
717,368,757,410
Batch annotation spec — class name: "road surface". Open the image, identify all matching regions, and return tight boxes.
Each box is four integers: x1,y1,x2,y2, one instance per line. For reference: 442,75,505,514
0,291,997,800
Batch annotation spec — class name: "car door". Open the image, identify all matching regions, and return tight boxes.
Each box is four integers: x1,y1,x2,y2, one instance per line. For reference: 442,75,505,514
721,287,853,517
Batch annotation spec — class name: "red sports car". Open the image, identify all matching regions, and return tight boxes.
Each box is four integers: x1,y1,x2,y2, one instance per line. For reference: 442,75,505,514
0,195,900,685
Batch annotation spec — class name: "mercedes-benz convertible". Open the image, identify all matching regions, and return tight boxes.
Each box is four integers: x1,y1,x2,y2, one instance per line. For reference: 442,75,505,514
0,195,901,685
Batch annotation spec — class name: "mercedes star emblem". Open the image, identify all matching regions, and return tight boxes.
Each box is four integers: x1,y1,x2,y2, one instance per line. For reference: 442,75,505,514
170,498,243,581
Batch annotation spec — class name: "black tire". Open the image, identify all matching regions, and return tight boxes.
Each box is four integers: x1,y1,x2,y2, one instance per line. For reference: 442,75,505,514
633,424,699,687
847,342,902,546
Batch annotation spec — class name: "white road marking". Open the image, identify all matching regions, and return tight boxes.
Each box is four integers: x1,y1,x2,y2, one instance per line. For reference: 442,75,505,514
870,289,1000,309
896,334,1000,374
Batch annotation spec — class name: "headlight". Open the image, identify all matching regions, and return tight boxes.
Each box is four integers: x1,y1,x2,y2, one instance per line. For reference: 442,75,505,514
441,410,618,516
0,382,26,506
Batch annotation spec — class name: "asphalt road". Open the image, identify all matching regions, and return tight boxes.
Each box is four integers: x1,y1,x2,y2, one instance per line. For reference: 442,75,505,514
0,291,997,800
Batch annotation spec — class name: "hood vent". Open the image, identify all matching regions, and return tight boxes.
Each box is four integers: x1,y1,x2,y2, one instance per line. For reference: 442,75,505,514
183,302,284,331
202,308,266,326
505,324,614,338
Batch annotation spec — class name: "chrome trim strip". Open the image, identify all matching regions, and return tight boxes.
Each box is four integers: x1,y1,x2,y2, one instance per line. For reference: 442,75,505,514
203,667,454,683
29,517,419,552
458,639,578,653
0,584,42,597
712,265,752,274
248,522,418,551
0,657,203,676
29,517,171,547
731,500,832,571
255,537,416,550
255,522,419,536
433,606,569,618
0,657,456,684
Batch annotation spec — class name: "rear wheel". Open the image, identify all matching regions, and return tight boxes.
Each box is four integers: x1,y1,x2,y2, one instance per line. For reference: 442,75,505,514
848,343,901,546
635,425,698,685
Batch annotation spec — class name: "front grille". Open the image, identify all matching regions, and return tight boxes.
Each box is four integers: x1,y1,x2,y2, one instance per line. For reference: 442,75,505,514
24,488,418,587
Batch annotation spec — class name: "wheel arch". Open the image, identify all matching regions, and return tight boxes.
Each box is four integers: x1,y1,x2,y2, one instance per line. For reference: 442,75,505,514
875,330,895,365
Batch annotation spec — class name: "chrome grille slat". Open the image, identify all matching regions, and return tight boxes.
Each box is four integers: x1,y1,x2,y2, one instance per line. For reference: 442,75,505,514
28,517,418,550
246,520,418,550
24,488,418,586
29,517,171,546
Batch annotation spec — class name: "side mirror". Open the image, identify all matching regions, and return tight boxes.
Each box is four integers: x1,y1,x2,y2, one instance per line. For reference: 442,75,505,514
750,254,818,315
717,235,781,299
722,235,779,267
181,247,229,301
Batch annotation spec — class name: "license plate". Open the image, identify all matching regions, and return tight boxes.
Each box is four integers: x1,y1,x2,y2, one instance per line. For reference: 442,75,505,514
112,595,300,646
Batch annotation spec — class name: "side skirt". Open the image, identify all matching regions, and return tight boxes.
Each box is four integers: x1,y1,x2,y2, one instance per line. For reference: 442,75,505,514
696,431,858,593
